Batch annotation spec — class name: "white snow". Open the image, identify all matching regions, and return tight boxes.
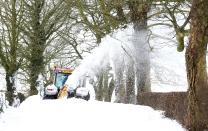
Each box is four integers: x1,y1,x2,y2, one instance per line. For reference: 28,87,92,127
0,68,6,91
0,95,185,131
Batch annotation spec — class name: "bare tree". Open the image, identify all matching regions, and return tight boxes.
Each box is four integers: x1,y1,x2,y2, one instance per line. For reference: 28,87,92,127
70,0,127,44
149,1,190,52
0,0,24,105
21,0,69,95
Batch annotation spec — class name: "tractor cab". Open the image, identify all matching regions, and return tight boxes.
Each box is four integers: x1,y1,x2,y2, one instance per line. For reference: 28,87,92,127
53,67,73,89
43,67,73,99
43,67,90,100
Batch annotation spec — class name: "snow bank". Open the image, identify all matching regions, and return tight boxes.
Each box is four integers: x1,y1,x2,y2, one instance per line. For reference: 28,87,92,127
0,96,185,131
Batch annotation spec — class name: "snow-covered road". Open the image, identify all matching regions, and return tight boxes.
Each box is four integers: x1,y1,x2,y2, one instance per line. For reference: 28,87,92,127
0,95,185,131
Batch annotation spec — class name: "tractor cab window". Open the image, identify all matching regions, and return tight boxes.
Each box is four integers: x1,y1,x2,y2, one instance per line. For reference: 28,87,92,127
54,73,69,88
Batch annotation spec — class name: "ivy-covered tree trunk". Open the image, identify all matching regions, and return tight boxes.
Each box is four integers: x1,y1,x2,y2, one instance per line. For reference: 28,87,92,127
28,0,46,96
185,0,208,130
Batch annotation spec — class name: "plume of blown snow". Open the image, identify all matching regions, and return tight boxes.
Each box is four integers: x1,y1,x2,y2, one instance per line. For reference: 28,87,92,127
65,27,133,88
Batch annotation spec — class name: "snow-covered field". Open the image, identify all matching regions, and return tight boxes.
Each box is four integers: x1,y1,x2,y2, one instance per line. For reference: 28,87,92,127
0,95,185,131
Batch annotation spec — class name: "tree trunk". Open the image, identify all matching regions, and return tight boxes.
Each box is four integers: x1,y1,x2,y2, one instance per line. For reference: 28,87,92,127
29,67,39,96
128,1,150,31
95,74,104,101
128,1,151,100
185,0,208,130
135,29,151,93
5,72,15,106
94,68,115,102
104,77,115,102
125,61,136,104
28,0,46,96
103,69,109,102
28,39,45,96
114,65,125,103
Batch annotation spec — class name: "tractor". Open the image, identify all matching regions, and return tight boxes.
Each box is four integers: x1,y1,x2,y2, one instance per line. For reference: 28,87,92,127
43,67,90,100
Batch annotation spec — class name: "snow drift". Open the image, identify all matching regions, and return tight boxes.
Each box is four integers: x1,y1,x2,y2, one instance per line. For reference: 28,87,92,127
0,95,185,131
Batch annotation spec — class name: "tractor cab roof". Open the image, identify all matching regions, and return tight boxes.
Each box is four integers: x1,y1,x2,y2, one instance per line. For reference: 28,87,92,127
53,67,74,74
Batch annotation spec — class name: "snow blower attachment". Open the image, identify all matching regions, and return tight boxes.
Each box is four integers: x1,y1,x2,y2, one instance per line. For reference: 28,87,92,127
43,67,90,100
